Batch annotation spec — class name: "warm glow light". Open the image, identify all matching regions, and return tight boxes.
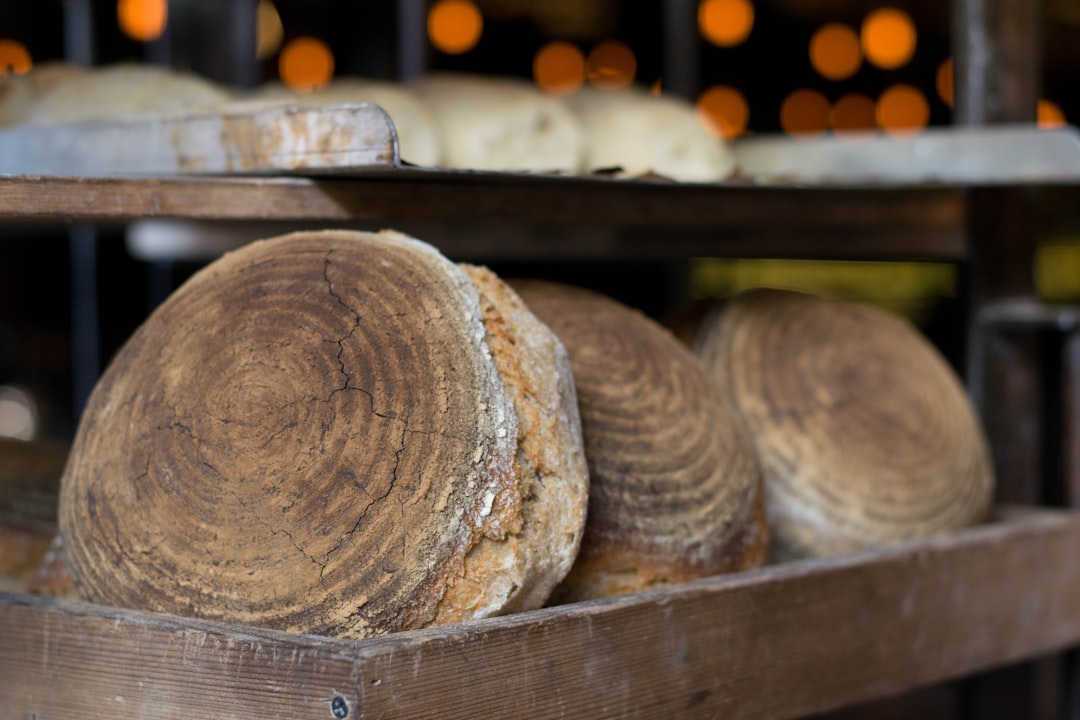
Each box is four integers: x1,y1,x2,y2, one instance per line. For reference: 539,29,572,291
696,85,749,138
781,89,830,136
533,41,585,96
830,93,876,133
877,85,929,134
0,40,32,75
428,0,483,55
810,23,861,81
651,79,662,96
936,58,954,107
698,0,754,47
279,37,334,92
1038,99,1067,129
861,8,916,70
117,0,168,42
586,40,636,90
256,0,284,60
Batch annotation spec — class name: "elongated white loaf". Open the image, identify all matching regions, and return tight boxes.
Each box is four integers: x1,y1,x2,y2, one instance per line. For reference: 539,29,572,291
566,86,737,181
411,73,585,172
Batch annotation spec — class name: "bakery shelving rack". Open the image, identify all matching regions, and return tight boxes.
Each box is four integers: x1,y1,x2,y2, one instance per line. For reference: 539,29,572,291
2,0,1078,717
0,167,1076,719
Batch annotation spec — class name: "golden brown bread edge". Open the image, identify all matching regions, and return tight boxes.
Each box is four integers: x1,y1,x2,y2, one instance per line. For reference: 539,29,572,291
510,280,767,602
58,230,588,638
691,288,994,560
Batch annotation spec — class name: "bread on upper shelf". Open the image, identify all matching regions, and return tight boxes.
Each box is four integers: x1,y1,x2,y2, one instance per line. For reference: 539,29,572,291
411,72,587,173
23,63,231,124
565,85,737,182
0,62,85,127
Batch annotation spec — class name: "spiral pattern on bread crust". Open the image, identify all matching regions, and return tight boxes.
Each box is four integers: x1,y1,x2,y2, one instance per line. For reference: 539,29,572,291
512,281,765,602
59,230,532,638
695,288,994,559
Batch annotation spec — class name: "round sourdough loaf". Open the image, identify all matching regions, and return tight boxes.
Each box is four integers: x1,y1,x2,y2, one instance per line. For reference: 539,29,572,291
58,230,588,638
26,64,230,124
410,73,585,172
693,288,994,560
511,281,766,602
0,62,85,127
565,86,736,182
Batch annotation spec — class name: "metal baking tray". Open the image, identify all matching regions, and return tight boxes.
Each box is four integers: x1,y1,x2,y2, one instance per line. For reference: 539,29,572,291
0,103,399,176
2,100,1080,187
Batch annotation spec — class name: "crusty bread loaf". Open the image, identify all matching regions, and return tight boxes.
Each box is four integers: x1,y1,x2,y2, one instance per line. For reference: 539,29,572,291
59,230,588,638
565,86,737,182
0,62,85,127
25,64,230,124
693,288,994,560
512,281,766,602
411,73,585,172
238,78,442,166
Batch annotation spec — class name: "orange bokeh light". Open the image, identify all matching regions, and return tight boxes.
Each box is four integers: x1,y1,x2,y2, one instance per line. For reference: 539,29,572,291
877,85,929,134
586,40,636,91
830,93,876,133
117,0,168,43
0,39,32,75
861,8,916,70
698,0,755,48
1038,99,1067,129
810,23,862,81
696,85,749,138
279,37,334,92
427,0,483,55
936,58,954,107
781,89,830,136
534,42,586,96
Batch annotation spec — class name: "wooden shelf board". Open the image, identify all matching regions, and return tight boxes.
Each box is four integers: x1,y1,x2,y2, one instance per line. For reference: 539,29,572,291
2,508,1078,720
0,175,967,260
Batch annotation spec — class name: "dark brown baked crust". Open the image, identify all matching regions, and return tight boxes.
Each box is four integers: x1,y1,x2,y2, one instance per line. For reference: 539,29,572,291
59,230,574,637
512,280,766,602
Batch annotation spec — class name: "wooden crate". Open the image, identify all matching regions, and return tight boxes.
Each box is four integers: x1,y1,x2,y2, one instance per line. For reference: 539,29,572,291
3,509,1078,720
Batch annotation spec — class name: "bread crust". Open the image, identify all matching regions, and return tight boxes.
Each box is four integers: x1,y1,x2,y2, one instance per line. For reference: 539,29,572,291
694,288,994,559
411,73,585,172
511,281,765,602
437,266,588,621
59,230,584,637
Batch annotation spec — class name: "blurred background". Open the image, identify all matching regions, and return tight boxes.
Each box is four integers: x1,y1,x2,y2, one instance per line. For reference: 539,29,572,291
0,0,1076,445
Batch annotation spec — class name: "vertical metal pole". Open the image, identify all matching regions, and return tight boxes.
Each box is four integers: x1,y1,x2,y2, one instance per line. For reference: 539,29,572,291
63,0,94,66
952,0,1040,126
954,0,1043,500
953,1,1053,718
397,0,428,81
224,0,259,89
69,225,99,419
662,0,698,100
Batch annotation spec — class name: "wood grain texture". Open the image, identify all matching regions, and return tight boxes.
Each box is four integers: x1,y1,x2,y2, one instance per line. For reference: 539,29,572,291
695,289,994,559
512,281,765,601
3,510,1080,720
0,175,967,260
58,229,578,638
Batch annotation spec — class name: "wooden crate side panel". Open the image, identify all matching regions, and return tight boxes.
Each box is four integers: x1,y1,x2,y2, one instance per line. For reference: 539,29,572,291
1,512,1079,720
351,512,1080,719
0,597,360,720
